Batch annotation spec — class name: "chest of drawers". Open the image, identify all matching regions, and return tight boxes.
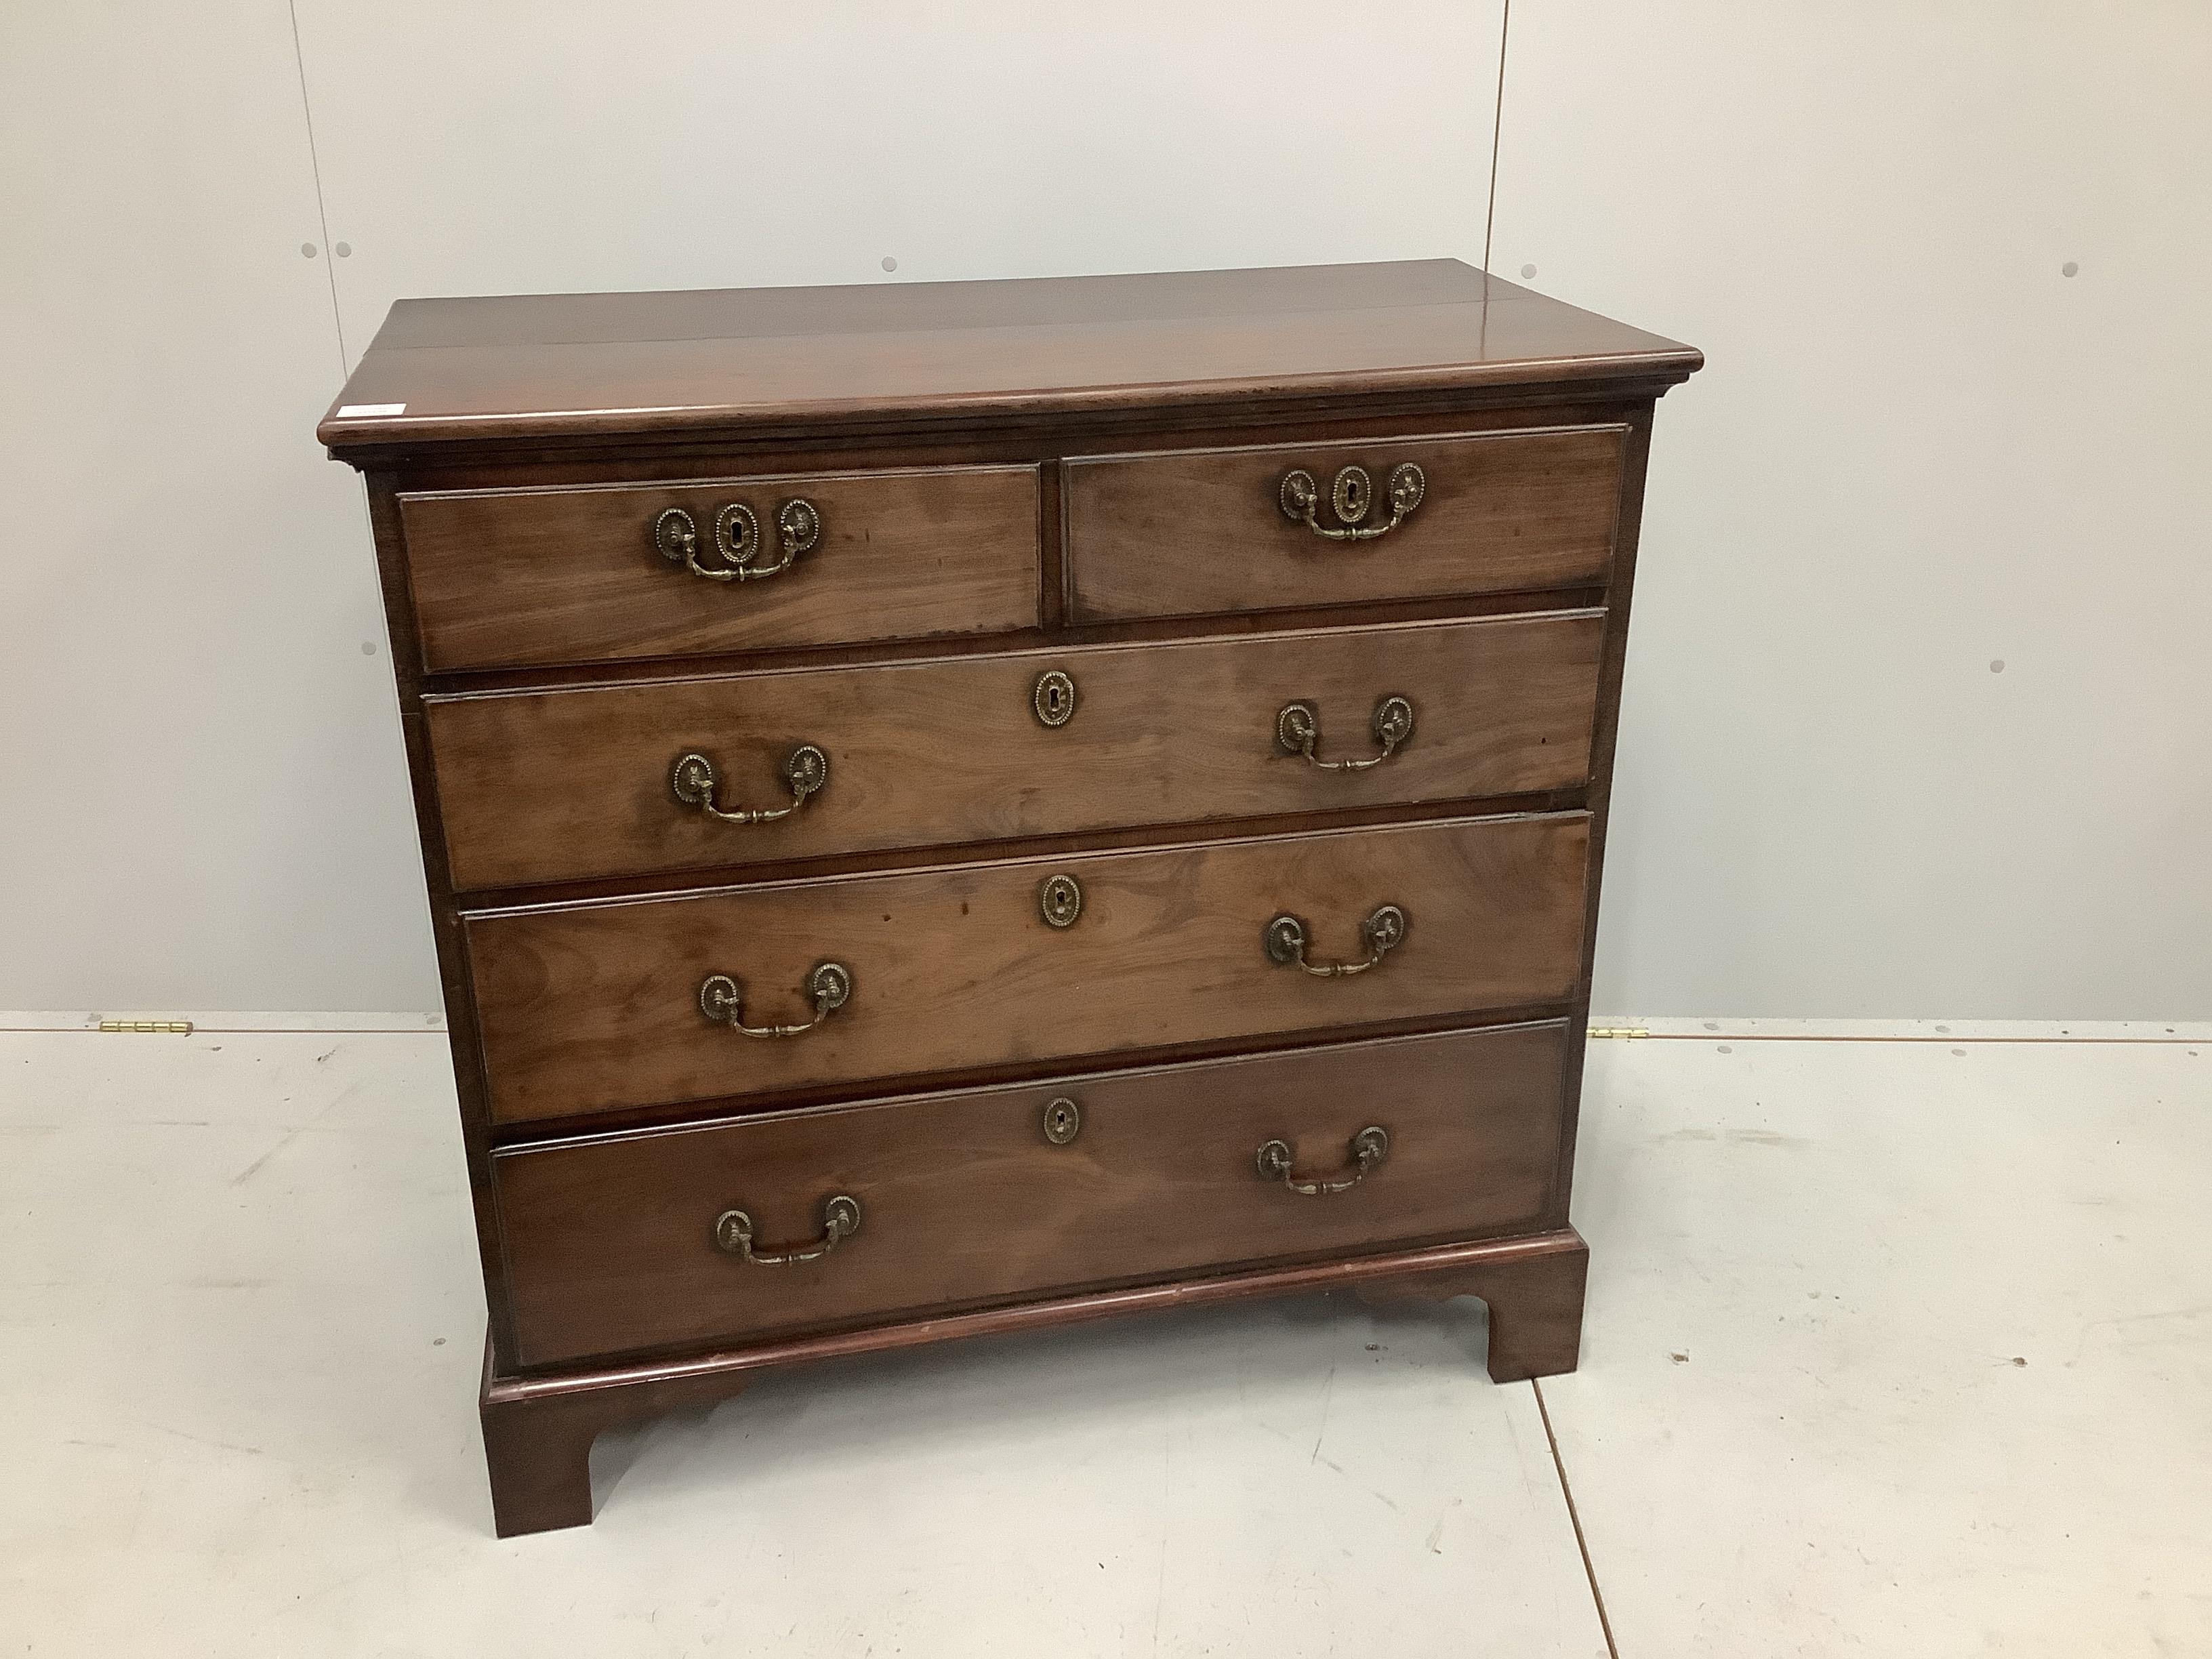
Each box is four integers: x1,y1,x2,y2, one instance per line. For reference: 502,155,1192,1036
321,260,1700,1535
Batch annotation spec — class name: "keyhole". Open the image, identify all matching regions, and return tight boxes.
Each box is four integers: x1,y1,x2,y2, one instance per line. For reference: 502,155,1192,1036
1033,670,1078,727
1042,1097,1082,1144
1330,465,1373,527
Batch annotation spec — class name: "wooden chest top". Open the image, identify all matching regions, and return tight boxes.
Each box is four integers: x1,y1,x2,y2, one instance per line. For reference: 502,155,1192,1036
319,260,1700,452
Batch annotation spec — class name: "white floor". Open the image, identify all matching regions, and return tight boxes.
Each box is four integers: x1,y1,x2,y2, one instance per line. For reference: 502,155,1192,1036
3,1019,2207,1656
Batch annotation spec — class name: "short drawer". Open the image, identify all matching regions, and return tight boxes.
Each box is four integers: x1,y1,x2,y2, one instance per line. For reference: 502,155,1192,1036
494,1021,1568,1366
1064,426,1624,623
465,812,1589,1125
425,611,1604,890
399,464,1040,671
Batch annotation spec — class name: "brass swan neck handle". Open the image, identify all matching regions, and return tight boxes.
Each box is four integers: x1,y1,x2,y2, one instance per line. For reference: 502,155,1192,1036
1263,904,1406,977
672,746,829,825
1276,696,1414,771
1256,1127,1389,1195
653,498,822,582
714,1195,861,1265
698,963,852,1038
1278,462,1425,543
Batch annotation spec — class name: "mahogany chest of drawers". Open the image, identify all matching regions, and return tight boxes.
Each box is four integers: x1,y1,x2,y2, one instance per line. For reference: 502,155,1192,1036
320,260,1700,1536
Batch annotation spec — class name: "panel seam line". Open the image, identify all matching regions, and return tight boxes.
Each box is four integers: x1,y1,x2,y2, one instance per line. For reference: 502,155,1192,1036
286,0,348,369
1533,1375,1618,1659
1481,0,1512,276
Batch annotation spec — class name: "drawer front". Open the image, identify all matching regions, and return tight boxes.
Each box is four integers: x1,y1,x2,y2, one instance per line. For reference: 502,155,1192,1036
1065,426,1624,623
427,612,1604,891
400,464,1040,671
495,1021,1568,1366
467,813,1589,1124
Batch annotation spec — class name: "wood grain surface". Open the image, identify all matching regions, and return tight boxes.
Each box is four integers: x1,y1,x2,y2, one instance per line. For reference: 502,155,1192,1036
466,812,1591,1124
425,611,1605,890
494,1021,1569,1366
319,261,1702,451
1065,424,1626,622
400,463,1039,670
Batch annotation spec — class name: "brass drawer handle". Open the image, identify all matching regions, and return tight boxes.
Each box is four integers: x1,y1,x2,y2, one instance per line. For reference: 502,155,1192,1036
1278,462,1425,542
698,962,851,1038
1257,1126,1389,1195
672,745,829,824
714,1195,860,1265
1276,695,1414,771
653,498,822,582
1264,903,1406,977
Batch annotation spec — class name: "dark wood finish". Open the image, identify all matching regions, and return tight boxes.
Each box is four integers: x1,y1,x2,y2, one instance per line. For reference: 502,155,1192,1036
320,262,1700,453
425,611,1604,890
497,1022,1568,1366
1353,1227,1591,1380
361,475,525,1363
479,1227,1589,1535
1065,425,1625,623
324,259,1696,1534
400,464,1040,671
1551,409,1660,1223
466,813,1589,1124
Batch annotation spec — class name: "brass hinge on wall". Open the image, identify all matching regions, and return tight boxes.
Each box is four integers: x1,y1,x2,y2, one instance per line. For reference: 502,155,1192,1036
98,1019,195,1034
1586,1026,1650,1040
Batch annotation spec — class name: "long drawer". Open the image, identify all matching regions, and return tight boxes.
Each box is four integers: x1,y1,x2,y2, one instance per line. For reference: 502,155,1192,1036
400,463,1040,671
494,1021,1570,1366
1064,425,1625,623
465,812,1589,1124
425,611,1604,890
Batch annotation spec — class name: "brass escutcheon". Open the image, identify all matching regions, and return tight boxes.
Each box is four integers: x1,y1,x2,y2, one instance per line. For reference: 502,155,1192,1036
1331,465,1371,525
1033,669,1078,728
1038,874,1084,928
1042,1097,1082,1145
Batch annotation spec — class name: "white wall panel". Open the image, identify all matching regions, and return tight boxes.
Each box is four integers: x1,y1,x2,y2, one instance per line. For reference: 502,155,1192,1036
1488,3,2212,1018
293,1,1505,362
0,3,436,1012
5,3,2207,1021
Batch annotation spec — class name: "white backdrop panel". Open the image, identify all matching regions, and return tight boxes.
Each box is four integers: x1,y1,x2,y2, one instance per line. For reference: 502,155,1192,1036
294,2,1505,365
7,5,2207,1019
1488,1,2212,1018
0,3,433,1012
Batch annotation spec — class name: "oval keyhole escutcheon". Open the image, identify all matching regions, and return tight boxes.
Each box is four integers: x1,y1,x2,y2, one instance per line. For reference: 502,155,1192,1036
1033,669,1078,727
1038,874,1083,928
1042,1097,1082,1145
